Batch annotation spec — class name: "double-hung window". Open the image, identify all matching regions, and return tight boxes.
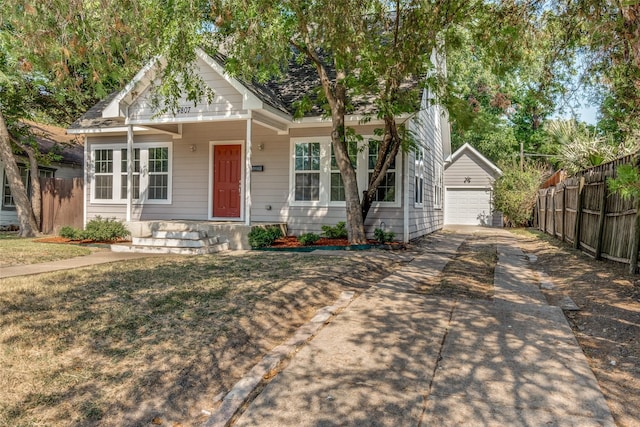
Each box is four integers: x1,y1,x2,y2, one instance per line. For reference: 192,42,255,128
120,148,140,199
414,147,424,206
294,142,320,201
290,137,399,206
148,147,169,200
434,164,443,209
91,142,171,204
368,139,396,203
330,140,358,202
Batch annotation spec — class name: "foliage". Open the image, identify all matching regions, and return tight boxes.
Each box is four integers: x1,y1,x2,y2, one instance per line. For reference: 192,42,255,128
298,233,321,246
81,216,130,242
373,228,395,244
59,225,81,240
609,163,640,201
493,161,547,227
544,120,636,174
248,226,283,249
321,222,348,239
212,0,535,243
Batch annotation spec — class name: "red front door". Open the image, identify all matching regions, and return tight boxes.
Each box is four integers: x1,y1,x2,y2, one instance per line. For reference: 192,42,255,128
213,144,242,217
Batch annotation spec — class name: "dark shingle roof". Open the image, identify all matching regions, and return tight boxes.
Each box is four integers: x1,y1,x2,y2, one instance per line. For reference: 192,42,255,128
69,51,415,130
18,121,84,166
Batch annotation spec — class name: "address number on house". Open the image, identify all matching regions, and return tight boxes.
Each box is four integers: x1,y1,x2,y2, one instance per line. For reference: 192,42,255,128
176,106,191,114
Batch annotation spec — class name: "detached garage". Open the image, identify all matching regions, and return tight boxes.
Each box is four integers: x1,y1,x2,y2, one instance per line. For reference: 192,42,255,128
444,143,503,227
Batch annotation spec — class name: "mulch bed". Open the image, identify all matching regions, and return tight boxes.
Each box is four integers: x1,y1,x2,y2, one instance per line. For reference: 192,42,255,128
269,236,403,249
34,236,129,245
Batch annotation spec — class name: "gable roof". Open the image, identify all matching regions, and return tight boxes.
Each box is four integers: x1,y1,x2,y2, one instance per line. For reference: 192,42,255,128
445,143,502,176
69,48,419,131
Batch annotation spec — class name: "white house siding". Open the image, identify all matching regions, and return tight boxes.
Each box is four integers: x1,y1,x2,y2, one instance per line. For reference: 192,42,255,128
444,149,501,226
128,57,247,123
444,152,496,189
251,124,406,238
406,93,445,240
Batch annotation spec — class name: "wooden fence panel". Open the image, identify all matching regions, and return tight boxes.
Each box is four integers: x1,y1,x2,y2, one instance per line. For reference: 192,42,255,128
534,154,640,273
40,177,84,234
554,186,565,240
579,181,604,256
563,179,579,244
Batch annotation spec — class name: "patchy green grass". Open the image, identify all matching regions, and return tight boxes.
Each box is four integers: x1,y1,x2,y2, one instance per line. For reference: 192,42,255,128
0,251,401,426
0,234,92,267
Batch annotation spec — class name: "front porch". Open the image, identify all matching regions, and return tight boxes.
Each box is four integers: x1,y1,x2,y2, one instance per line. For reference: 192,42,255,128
120,220,287,252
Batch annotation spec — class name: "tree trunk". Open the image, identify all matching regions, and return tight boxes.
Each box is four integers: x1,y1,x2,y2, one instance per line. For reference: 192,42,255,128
330,85,367,244
299,39,367,244
361,115,403,221
0,112,39,237
23,145,42,230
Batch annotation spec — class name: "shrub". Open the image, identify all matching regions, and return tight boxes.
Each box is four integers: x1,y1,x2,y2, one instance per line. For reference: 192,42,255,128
248,225,283,248
493,161,546,227
59,226,81,240
298,232,320,246
82,216,130,241
374,228,395,244
321,221,348,239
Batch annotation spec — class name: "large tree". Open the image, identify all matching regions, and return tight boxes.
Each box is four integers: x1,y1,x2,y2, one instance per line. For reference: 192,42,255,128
212,0,519,243
0,0,215,236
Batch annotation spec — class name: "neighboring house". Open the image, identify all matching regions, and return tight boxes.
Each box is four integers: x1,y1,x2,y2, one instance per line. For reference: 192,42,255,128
444,142,503,227
0,121,84,228
68,49,451,248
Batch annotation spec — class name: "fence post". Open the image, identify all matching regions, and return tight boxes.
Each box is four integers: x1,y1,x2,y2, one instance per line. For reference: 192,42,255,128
629,197,640,274
550,187,556,238
574,177,585,250
595,178,608,260
561,183,566,242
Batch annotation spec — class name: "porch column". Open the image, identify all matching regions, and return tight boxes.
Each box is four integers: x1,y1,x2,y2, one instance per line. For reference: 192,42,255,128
245,114,252,226
126,123,133,222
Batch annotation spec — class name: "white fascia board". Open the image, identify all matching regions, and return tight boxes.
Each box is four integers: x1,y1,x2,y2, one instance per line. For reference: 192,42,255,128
102,58,159,119
195,48,264,111
291,114,403,128
67,126,149,135
127,114,252,126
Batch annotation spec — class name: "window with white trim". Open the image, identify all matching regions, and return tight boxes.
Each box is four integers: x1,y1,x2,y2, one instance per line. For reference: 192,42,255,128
120,148,140,199
90,142,171,204
148,147,169,200
290,137,399,207
330,140,358,202
294,142,320,201
414,147,424,206
94,149,114,200
368,139,396,203
434,164,443,209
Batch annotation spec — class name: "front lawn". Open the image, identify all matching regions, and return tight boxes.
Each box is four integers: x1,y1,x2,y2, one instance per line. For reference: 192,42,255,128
0,233,92,267
0,251,401,426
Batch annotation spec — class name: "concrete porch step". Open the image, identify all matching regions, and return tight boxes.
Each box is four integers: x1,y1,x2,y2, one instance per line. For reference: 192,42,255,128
111,241,229,255
132,236,220,248
153,230,208,240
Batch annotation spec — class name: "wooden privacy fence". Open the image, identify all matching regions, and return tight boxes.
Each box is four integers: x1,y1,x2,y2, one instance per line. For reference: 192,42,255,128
536,154,640,274
40,177,84,234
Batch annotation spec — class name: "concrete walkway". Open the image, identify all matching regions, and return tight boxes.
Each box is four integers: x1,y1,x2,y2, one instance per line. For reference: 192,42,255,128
0,250,157,278
213,229,614,426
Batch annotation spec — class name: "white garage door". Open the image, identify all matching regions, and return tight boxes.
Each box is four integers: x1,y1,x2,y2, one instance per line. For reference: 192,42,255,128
445,188,493,225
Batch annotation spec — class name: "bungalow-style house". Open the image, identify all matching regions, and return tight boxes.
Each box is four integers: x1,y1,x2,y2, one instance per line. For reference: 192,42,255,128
444,142,503,227
68,49,451,251
1,121,84,229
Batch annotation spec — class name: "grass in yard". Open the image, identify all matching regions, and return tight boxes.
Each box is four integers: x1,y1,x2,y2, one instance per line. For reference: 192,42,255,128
0,251,401,426
0,233,92,267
